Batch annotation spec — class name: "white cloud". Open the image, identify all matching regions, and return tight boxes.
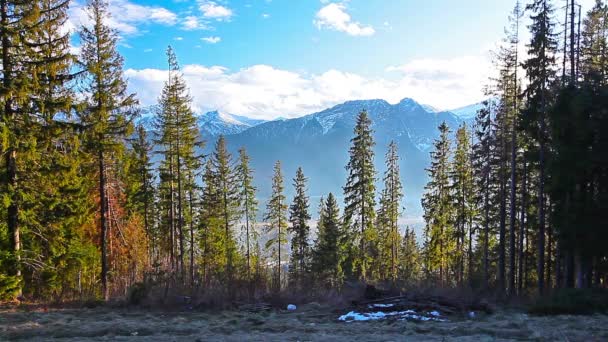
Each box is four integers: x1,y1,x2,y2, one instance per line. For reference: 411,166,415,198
125,55,491,120
314,3,375,37
182,15,211,30
174,36,184,41
202,36,221,44
68,0,178,35
198,1,233,21
262,13,270,19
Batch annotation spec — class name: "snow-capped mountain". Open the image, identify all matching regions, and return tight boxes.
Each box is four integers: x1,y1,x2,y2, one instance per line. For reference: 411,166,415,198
213,97,464,217
197,110,266,137
448,101,485,120
141,97,479,217
135,107,266,136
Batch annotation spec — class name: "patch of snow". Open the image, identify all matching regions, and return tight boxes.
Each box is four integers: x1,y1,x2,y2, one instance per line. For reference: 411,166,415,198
338,309,447,323
369,303,395,308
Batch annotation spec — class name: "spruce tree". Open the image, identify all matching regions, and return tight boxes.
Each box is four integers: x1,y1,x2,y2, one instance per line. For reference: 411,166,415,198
507,1,523,297
311,193,343,288
127,125,156,262
378,141,404,283
199,159,221,286
155,46,200,280
343,110,377,281
522,0,558,295
210,135,239,288
264,161,288,290
78,0,138,300
0,0,43,298
288,167,311,290
399,227,422,285
236,147,258,283
422,122,455,286
450,124,476,286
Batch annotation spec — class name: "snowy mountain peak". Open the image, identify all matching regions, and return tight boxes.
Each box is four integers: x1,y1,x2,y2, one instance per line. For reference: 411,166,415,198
197,110,267,137
448,101,485,120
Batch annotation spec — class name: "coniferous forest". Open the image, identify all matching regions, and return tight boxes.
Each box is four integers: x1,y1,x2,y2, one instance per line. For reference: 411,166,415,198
1,0,608,306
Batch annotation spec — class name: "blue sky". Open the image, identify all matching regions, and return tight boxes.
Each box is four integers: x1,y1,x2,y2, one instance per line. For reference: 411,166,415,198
68,0,596,120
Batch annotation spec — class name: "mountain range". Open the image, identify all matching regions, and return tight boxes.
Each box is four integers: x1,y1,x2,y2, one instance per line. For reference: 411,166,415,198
139,98,482,219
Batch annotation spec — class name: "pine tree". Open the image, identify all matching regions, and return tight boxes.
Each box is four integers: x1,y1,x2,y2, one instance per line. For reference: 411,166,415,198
155,46,201,280
377,141,404,283
236,147,258,284
422,122,455,286
199,159,221,286
522,0,558,295
473,101,494,289
311,193,343,288
450,124,476,286
507,1,523,297
288,167,311,291
127,125,156,262
78,0,138,300
398,227,421,286
210,135,239,289
343,110,377,281
264,161,288,291
0,0,45,298
549,0,608,289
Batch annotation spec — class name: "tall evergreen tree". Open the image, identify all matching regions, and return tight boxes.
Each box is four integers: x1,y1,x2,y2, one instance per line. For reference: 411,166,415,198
210,135,239,288
422,122,455,286
398,227,422,286
343,110,377,280
127,125,156,262
506,0,523,297
450,124,476,286
522,0,558,295
312,193,343,288
288,167,311,290
0,0,44,298
377,141,404,282
264,161,288,290
78,0,138,300
236,147,258,283
155,46,200,280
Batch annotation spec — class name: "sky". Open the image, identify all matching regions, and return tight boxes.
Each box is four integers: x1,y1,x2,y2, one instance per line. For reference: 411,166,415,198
67,0,597,120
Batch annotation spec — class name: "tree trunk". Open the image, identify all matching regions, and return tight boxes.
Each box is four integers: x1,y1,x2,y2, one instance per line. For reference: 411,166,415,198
509,105,518,297
499,129,507,294
176,154,184,281
483,169,490,290
518,158,527,294
189,183,195,288
1,0,21,297
99,150,109,300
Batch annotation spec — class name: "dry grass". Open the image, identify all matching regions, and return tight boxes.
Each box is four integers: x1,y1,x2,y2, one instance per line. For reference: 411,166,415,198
1,303,608,341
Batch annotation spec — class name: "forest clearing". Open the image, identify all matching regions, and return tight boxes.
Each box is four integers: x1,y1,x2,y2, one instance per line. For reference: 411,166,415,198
2,0,608,340
2,303,608,341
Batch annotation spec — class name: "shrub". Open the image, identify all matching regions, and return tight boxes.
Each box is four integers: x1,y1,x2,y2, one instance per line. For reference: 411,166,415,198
127,282,149,306
528,289,608,315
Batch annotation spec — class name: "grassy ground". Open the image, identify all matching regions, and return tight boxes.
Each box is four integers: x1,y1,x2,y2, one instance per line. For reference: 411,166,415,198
1,304,608,341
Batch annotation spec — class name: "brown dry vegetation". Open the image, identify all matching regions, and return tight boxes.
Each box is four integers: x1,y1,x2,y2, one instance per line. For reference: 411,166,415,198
1,304,608,341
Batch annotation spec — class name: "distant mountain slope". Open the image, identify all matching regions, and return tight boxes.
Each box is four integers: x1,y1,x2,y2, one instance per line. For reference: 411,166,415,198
197,111,267,137
141,98,476,219
136,107,267,136
448,101,485,120
211,98,464,217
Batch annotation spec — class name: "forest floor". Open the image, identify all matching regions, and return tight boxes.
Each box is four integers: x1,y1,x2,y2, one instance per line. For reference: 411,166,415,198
1,303,608,341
